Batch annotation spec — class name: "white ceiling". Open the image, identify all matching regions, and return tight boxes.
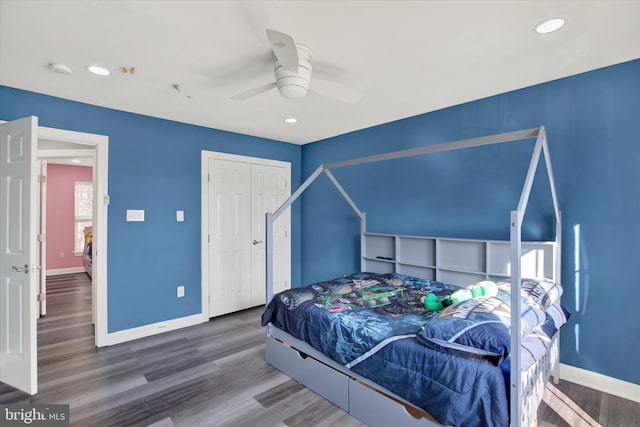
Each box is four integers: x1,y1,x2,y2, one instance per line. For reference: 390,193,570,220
1,1,638,145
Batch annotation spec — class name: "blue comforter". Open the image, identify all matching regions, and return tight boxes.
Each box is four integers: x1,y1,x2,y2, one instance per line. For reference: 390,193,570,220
261,272,510,427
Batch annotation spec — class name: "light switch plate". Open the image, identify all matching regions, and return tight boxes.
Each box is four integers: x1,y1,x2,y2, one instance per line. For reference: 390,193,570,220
126,210,145,222
176,210,184,222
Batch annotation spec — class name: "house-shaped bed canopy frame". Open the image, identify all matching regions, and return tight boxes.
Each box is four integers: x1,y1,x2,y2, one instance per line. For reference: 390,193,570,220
265,126,561,426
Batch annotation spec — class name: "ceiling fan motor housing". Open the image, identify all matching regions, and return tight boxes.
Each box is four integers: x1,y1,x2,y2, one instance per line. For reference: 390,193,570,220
275,43,312,99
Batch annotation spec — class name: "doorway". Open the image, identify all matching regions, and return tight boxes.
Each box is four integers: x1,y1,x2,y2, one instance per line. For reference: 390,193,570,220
37,125,109,347
37,150,95,321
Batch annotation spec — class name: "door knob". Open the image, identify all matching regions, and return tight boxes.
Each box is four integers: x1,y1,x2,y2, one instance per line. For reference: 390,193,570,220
252,240,263,245
12,264,29,274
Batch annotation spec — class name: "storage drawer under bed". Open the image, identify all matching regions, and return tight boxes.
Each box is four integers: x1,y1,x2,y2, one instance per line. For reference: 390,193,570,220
266,334,349,410
265,331,443,427
349,378,441,427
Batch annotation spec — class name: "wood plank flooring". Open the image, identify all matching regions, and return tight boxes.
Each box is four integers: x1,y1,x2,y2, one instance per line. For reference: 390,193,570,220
1,273,638,426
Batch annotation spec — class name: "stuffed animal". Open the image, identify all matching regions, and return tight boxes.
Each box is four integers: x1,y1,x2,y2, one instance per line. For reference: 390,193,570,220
470,280,498,298
423,280,498,311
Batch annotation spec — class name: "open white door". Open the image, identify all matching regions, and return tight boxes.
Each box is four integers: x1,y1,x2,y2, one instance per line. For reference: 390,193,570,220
0,116,38,394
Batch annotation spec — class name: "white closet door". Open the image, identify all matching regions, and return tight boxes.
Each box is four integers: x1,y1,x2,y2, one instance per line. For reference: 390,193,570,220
250,164,291,305
205,153,291,318
208,159,252,317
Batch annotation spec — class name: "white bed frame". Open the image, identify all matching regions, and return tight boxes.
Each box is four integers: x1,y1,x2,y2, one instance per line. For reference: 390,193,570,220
264,127,561,426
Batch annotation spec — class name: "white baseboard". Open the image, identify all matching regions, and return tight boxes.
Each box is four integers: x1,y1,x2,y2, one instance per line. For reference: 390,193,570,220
47,267,86,276
104,313,204,346
560,363,640,403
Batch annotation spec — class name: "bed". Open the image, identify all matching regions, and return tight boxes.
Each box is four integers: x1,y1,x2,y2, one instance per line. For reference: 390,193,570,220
262,272,566,426
262,127,563,426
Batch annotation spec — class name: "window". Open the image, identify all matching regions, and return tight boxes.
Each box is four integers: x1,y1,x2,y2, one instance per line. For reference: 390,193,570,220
74,181,93,254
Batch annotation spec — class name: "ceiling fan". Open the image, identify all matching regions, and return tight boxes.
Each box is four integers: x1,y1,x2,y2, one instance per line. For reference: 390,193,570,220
231,29,362,104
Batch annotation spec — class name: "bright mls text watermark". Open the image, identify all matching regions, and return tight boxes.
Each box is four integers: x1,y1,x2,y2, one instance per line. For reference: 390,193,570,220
1,404,69,426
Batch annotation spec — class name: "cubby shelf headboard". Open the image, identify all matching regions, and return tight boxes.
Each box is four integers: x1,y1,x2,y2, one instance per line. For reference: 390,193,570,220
361,231,556,287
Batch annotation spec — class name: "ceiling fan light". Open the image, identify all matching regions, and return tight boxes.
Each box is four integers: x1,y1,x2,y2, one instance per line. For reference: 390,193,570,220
534,17,566,34
275,61,311,100
278,84,308,99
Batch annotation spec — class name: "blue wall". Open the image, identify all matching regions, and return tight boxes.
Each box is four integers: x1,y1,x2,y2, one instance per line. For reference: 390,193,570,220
301,59,640,385
0,86,302,333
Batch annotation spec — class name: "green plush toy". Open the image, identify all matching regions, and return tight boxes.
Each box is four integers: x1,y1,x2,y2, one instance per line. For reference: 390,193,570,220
423,280,498,311
424,289,472,311
471,280,499,298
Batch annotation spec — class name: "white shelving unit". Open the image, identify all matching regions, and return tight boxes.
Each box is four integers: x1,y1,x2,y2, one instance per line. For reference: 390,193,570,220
362,232,555,286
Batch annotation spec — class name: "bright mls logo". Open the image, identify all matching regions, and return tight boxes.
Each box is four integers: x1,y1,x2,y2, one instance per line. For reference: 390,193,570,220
1,404,69,426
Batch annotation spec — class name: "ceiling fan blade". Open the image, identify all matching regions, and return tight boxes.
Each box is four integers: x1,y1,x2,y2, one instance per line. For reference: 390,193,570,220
310,78,363,104
231,82,277,100
266,29,299,71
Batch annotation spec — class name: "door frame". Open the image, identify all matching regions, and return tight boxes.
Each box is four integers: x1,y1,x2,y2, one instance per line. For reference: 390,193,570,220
37,160,47,317
200,150,291,321
37,126,109,347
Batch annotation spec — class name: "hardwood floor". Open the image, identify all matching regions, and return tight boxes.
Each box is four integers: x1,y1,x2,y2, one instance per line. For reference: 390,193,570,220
1,273,638,426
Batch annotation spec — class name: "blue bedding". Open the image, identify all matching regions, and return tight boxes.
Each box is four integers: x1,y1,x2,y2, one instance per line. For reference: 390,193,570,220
261,272,510,427
354,336,509,427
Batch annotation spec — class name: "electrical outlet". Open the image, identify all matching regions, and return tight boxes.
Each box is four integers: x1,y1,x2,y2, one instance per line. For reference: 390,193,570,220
59,252,65,259
177,285,185,298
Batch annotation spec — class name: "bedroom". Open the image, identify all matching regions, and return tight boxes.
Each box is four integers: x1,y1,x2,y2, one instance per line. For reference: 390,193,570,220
1,1,639,425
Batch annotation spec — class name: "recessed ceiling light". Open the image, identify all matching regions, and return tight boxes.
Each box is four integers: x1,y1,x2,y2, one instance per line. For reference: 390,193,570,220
49,63,72,74
71,159,81,163
86,65,110,76
534,17,566,34
284,117,298,124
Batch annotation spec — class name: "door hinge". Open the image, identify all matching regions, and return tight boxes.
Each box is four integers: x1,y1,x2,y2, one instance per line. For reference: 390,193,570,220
208,173,210,182
104,195,110,205
37,234,46,242
37,293,45,302
38,175,46,183
208,234,210,243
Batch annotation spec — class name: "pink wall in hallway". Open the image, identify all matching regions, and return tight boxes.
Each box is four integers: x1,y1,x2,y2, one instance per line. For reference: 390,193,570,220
46,163,93,271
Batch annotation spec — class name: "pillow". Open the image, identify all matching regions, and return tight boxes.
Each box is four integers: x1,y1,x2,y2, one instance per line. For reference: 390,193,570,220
500,326,553,372
416,294,546,361
501,304,569,372
539,302,570,337
497,278,563,311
